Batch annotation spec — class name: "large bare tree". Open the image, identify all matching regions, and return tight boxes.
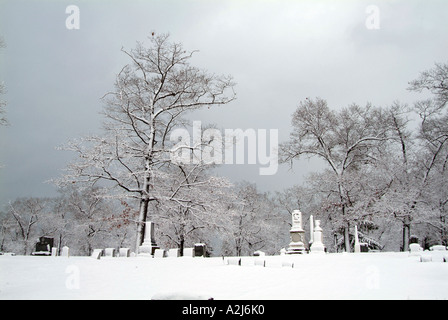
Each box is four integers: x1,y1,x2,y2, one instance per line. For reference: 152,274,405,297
280,98,393,252
57,33,236,251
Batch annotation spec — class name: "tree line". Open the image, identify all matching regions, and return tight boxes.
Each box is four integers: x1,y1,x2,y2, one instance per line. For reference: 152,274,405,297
0,33,446,255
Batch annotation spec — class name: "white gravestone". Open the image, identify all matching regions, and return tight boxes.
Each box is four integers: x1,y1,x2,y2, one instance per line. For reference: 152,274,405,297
139,221,160,255
51,247,58,257
409,243,423,257
105,248,115,257
119,248,130,257
310,220,325,253
183,248,194,257
61,246,70,257
168,248,180,258
92,249,103,260
154,249,166,258
309,215,314,246
287,210,306,254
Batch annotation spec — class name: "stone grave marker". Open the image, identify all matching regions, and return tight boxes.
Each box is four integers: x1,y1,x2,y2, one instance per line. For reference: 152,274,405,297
194,243,206,257
183,248,194,257
154,249,166,258
61,246,70,257
119,248,130,257
105,248,116,257
92,249,103,260
168,248,180,258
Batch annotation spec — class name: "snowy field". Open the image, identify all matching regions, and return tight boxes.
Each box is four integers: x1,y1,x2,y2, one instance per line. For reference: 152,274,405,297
1,252,447,300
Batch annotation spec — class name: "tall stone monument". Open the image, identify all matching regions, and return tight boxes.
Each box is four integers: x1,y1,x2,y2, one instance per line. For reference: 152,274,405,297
310,220,325,253
139,221,160,256
287,210,306,254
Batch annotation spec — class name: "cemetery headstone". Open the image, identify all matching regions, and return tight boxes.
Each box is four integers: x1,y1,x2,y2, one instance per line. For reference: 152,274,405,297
92,249,103,260
168,248,180,258
183,248,194,257
32,237,54,255
105,248,116,257
254,259,266,267
51,247,58,257
227,257,241,266
194,243,206,257
409,243,423,256
154,249,166,258
61,246,70,257
119,248,130,257
287,209,306,254
139,221,160,255
310,220,325,253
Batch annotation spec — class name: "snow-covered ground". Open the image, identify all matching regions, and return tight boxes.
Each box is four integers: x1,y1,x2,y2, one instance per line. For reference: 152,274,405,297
1,252,447,300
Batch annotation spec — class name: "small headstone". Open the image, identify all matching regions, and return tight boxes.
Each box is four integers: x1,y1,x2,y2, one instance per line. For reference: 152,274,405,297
183,248,194,257
105,248,116,257
282,261,294,268
92,249,103,260
420,252,432,262
227,257,241,266
61,246,70,257
194,243,206,257
430,245,446,251
154,249,166,258
254,259,265,267
51,247,58,257
119,248,130,257
409,243,423,256
168,248,180,258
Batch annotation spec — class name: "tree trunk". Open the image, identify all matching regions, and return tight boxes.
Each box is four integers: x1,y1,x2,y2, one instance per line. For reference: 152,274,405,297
135,155,152,253
344,224,351,253
402,222,410,252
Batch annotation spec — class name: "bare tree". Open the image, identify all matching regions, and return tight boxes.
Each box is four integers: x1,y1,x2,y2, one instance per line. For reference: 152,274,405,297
7,198,49,255
280,98,393,252
56,33,236,251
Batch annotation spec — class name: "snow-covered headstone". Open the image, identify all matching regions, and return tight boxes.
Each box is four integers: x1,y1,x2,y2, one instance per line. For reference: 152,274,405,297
154,249,166,258
420,252,432,262
51,247,58,257
61,246,70,257
287,209,306,254
282,261,294,268
105,248,115,257
430,245,446,262
310,220,325,253
168,248,180,258
183,248,194,257
92,249,103,260
194,243,206,257
119,248,130,257
254,259,265,267
409,243,423,257
139,221,160,256
227,257,241,266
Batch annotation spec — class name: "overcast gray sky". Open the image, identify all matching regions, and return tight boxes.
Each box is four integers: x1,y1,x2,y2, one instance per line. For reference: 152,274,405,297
0,0,447,206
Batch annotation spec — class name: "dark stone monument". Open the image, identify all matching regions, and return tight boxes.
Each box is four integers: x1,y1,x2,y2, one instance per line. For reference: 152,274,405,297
194,243,206,257
32,237,54,256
